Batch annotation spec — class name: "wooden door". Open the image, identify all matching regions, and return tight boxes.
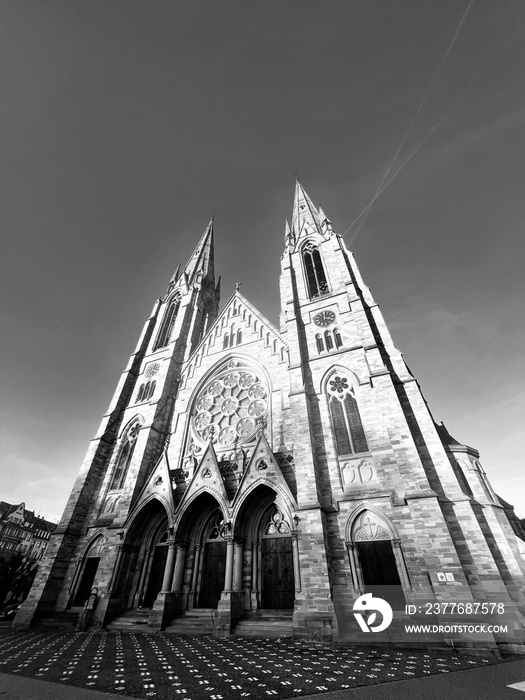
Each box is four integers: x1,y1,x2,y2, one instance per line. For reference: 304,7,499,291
261,537,294,609
198,540,227,608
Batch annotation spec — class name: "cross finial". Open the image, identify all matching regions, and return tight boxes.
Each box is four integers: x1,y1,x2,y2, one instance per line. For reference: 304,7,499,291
234,281,242,291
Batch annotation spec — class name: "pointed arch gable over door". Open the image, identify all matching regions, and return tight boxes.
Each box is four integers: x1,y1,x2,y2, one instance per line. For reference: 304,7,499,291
347,508,408,610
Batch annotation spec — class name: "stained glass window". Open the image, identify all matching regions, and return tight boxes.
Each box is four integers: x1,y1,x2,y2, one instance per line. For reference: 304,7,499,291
328,376,368,456
153,296,180,351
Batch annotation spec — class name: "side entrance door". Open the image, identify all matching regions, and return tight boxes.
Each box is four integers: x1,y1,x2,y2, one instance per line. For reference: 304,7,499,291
356,539,405,609
73,557,100,606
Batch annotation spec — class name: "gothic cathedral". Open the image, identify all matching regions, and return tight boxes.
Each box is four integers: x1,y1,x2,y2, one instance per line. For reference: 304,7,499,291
15,182,525,650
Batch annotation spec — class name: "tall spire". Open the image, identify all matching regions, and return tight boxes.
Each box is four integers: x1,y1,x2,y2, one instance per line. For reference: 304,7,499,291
292,179,322,238
182,217,215,286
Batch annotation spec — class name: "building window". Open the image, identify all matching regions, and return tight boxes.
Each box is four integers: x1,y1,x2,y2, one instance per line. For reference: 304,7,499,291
237,329,242,345
324,330,334,351
303,242,329,299
137,384,146,402
334,328,343,349
109,422,141,490
223,334,229,349
327,375,368,456
316,333,324,354
153,295,180,351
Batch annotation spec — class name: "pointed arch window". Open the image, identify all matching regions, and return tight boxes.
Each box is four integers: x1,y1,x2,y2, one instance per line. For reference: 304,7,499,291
199,301,212,341
324,330,334,351
223,334,229,349
316,333,324,354
110,422,141,490
153,295,180,351
334,328,343,349
327,375,368,456
237,329,242,345
303,242,329,299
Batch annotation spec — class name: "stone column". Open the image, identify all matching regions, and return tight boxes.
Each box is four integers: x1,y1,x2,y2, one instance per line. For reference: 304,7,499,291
136,546,152,606
107,545,125,594
392,539,411,590
233,540,244,592
224,538,234,593
291,534,301,592
68,558,84,598
190,544,202,592
161,541,177,593
250,539,259,609
346,543,361,592
172,544,187,592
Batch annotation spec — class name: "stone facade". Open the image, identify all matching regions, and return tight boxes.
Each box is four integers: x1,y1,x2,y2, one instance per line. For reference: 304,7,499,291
14,184,525,651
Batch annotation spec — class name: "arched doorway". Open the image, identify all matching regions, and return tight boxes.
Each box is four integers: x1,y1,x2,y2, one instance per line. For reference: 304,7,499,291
175,493,227,611
260,508,294,610
142,526,169,607
348,509,407,610
72,535,105,606
116,500,169,610
234,485,297,613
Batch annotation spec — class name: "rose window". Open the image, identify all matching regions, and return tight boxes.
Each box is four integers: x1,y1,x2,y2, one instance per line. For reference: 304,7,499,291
192,362,269,447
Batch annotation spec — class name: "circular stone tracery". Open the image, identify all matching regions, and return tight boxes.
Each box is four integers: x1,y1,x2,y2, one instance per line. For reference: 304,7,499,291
192,363,269,447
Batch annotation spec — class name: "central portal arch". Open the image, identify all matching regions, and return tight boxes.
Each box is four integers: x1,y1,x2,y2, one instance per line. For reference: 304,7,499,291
234,484,297,612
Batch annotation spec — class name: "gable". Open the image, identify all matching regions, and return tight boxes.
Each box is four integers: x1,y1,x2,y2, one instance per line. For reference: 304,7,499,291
185,291,289,376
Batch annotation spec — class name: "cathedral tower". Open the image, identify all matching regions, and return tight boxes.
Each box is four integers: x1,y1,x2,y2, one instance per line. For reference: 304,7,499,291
15,185,525,651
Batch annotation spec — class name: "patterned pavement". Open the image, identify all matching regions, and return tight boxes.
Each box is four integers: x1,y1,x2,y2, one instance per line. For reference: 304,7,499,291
0,628,504,700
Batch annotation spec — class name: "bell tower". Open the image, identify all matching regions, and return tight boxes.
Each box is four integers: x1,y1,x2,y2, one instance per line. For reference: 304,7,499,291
14,219,220,629
280,181,525,641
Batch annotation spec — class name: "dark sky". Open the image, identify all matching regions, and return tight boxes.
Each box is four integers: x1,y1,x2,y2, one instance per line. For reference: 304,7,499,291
1,1,524,520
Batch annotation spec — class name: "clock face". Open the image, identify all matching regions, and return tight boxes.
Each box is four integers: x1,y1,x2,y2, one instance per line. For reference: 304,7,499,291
313,310,336,327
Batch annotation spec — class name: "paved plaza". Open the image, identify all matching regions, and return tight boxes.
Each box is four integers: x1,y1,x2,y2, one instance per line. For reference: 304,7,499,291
1,626,523,700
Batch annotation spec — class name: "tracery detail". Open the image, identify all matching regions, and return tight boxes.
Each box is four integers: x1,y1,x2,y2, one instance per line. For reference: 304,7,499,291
327,375,368,456
192,360,269,449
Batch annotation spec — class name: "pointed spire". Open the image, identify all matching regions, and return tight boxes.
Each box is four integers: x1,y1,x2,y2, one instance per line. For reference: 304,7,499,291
292,179,322,239
182,217,215,286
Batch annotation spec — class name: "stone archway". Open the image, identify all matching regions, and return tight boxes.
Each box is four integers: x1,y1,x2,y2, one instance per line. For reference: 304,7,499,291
234,485,298,614
174,492,227,612
347,509,408,610
116,500,169,610
71,535,105,606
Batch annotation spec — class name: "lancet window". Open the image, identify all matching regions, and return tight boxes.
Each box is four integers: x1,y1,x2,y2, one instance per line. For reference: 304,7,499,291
136,381,156,403
109,421,141,490
153,295,180,351
327,375,368,456
303,242,329,299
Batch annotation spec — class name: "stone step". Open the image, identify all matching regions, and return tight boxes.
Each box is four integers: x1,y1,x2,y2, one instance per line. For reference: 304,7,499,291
106,623,153,633
164,611,214,635
40,612,81,631
234,623,293,638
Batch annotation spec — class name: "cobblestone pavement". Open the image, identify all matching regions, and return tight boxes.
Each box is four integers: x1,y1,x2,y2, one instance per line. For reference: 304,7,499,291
0,628,508,700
